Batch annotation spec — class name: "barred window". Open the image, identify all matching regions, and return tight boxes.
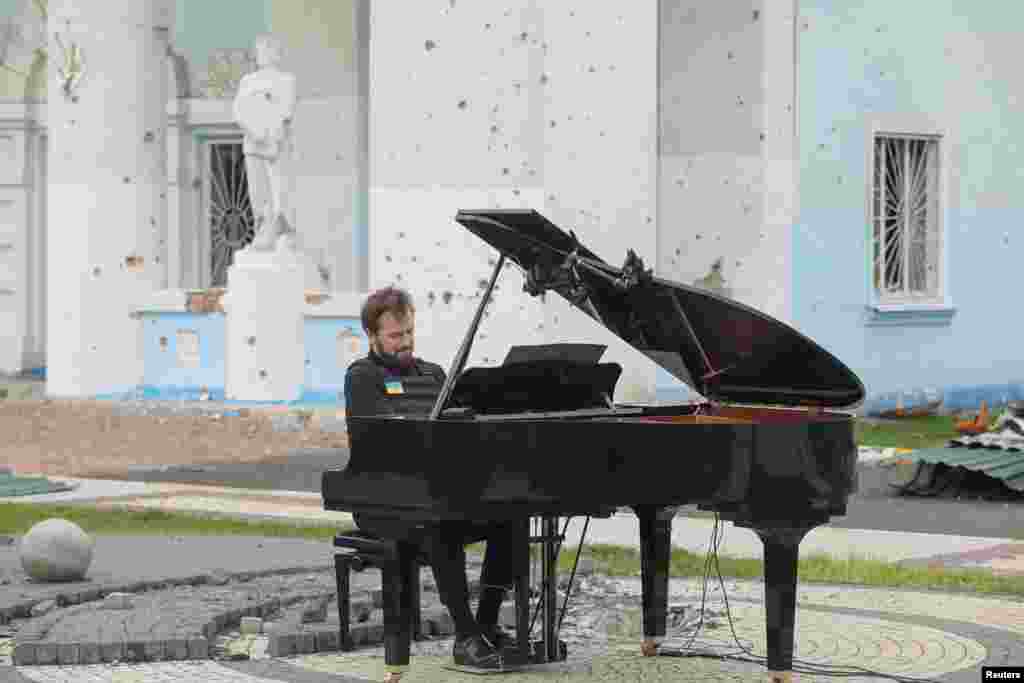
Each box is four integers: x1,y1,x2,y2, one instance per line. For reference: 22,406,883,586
207,141,255,287
871,134,942,301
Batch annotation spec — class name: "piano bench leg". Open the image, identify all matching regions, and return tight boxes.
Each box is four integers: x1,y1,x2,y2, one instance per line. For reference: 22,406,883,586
402,557,424,641
334,553,355,652
382,548,415,674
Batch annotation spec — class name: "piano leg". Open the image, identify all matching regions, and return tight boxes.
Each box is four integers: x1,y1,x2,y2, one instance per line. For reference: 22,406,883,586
408,561,422,641
381,541,418,682
752,524,815,683
514,519,532,663
541,515,559,662
633,505,673,656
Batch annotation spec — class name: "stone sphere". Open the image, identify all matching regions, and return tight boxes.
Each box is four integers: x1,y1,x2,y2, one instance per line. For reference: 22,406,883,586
19,518,94,582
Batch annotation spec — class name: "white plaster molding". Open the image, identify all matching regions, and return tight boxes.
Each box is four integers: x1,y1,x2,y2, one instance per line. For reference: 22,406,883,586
864,112,948,138
134,287,369,320
864,302,957,327
133,289,190,313
870,303,956,313
181,98,239,129
166,98,187,120
0,101,45,129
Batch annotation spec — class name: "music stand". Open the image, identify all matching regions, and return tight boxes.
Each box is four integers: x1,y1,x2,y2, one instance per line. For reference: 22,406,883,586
502,343,606,366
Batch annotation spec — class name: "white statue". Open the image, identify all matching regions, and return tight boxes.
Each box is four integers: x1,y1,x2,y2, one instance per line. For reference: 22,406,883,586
233,35,297,251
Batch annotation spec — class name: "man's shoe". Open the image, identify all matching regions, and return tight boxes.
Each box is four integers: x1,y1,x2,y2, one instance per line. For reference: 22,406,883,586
480,624,513,650
452,633,503,669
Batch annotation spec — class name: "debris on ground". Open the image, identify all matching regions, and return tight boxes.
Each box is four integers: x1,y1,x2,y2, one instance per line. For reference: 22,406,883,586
955,400,991,435
888,402,1024,501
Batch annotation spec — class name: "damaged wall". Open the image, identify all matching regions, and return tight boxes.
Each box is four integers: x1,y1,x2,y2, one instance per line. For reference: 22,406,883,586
793,2,1024,399
368,1,659,403
655,0,796,401
46,0,173,396
657,0,794,325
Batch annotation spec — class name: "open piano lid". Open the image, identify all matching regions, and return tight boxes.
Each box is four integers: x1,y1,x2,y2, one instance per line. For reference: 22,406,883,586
454,208,865,409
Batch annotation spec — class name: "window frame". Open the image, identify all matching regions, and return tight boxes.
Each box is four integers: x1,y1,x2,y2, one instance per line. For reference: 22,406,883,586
197,134,253,290
863,114,955,326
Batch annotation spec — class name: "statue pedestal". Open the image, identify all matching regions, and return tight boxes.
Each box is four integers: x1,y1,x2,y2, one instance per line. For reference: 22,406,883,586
222,245,305,402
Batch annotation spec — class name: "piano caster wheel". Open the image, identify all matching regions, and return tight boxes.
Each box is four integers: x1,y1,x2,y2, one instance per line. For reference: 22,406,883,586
767,671,793,683
640,639,659,657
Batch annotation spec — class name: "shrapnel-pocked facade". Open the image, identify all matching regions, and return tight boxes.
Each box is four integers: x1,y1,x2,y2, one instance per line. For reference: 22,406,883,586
0,0,1021,410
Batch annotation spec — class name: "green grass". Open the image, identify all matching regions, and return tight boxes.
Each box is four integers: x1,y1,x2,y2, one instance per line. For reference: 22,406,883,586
5,503,1021,598
478,537,1024,599
0,502,351,541
564,543,1024,598
854,415,960,449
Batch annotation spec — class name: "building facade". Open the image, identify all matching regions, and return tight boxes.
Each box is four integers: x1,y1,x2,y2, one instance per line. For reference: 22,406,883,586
0,0,1019,411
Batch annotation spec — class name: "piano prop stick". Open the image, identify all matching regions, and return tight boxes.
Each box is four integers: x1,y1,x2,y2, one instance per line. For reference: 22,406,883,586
323,208,865,682
430,253,505,419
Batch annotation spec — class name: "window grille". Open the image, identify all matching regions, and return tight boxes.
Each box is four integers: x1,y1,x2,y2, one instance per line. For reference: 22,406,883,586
208,142,255,287
872,134,941,300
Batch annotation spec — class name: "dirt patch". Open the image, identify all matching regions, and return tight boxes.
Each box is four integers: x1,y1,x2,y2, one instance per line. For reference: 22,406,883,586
0,400,348,478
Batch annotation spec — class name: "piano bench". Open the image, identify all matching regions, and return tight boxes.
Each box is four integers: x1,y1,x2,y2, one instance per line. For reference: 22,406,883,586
333,533,430,652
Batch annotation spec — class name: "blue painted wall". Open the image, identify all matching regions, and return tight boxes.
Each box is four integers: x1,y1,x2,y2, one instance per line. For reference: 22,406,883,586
793,2,1024,411
303,316,368,402
140,312,227,396
135,311,368,405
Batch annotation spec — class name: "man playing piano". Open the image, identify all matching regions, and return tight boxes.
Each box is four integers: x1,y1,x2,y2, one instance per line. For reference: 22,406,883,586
344,287,521,669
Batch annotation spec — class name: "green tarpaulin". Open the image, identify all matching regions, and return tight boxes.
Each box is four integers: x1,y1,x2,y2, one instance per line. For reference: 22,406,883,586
0,471,75,497
909,446,1024,491
888,446,1024,498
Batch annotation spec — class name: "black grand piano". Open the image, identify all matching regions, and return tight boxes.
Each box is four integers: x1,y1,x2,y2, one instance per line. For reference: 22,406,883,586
323,208,864,682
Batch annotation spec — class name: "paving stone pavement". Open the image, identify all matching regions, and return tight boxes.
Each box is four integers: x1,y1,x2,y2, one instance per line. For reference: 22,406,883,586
0,536,338,614
7,571,354,666
7,574,1024,682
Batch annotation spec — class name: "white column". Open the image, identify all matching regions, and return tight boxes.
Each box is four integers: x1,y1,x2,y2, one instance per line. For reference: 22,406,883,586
46,0,172,397
0,104,35,374
165,100,184,290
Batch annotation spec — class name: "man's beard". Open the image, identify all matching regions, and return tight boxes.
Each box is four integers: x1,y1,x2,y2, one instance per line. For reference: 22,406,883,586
372,341,415,369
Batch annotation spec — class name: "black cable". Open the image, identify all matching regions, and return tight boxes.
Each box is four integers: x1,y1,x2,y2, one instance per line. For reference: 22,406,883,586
657,512,947,682
526,515,571,637
557,516,590,632
522,515,588,646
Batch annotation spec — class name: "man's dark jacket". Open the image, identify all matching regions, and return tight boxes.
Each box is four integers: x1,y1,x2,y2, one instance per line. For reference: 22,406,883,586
343,349,447,537
344,350,446,418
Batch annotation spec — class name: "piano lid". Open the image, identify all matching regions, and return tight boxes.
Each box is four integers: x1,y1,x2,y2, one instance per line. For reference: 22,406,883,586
454,208,865,409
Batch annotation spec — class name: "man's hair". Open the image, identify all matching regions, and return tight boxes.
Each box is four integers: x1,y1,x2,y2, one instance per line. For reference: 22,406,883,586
361,287,415,336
